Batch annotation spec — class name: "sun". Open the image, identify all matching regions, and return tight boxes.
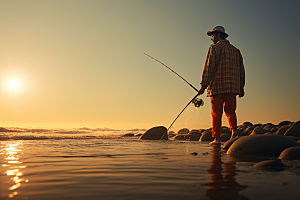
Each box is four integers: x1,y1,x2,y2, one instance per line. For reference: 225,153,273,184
9,79,20,89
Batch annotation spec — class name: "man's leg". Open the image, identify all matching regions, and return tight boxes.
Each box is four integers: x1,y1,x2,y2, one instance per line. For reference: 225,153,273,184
224,93,238,138
210,94,224,145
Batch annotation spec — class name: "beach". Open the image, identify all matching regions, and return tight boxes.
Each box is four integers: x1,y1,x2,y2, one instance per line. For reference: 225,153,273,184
1,131,300,200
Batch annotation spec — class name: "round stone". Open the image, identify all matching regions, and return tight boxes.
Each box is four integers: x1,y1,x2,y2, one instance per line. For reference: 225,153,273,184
140,126,168,140
254,160,286,170
227,134,298,157
279,146,300,160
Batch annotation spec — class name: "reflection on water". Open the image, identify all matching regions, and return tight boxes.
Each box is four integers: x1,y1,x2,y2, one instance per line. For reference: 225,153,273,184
0,140,27,199
204,145,248,200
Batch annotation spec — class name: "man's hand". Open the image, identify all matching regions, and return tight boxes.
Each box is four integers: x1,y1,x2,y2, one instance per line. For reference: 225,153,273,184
239,89,244,97
198,87,205,95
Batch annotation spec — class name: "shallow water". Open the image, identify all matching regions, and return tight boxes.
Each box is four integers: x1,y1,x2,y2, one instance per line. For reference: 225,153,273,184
1,138,300,200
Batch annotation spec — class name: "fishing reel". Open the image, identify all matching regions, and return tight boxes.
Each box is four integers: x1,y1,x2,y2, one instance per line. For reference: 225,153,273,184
192,96,204,107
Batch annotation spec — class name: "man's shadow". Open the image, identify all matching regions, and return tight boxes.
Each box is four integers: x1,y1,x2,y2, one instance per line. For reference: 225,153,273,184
203,145,249,200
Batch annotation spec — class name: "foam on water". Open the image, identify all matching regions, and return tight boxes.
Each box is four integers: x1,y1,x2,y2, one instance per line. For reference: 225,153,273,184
0,127,146,140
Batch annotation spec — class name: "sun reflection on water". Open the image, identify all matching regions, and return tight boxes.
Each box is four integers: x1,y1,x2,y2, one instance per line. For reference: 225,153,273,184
1,141,27,199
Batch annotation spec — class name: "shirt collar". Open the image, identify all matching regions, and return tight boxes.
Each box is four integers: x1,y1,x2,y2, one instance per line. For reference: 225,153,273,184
217,39,230,44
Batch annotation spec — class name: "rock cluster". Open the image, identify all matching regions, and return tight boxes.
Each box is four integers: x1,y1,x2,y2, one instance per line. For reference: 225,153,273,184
139,121,300,170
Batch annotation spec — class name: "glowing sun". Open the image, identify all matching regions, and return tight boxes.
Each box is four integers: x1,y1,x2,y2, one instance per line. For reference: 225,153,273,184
9,79,20,89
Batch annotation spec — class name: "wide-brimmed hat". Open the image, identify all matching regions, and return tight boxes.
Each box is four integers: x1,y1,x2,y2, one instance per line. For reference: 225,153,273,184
207,26,228,37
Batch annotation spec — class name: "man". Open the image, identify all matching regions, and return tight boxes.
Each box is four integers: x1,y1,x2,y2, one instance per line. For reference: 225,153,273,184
198,26,245,145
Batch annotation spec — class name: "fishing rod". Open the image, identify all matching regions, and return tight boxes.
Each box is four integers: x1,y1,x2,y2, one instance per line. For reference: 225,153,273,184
160,93,203,140
143,53,204,140
144,53,198,92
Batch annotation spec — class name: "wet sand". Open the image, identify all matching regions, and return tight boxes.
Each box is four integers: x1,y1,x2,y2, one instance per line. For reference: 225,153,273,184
1,139,300,200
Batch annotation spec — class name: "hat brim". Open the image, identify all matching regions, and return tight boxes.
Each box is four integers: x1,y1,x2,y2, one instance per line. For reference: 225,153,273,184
207,31,228,37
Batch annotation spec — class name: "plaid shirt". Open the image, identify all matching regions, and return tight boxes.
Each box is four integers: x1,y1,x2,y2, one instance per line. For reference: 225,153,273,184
200,39,245,97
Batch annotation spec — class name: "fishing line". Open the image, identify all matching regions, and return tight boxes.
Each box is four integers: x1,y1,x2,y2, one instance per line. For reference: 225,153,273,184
144,53,198,92
144,83,171,114
144,53,204,140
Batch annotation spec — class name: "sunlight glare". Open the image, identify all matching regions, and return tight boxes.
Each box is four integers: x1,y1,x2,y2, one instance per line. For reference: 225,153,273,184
9,79,20,89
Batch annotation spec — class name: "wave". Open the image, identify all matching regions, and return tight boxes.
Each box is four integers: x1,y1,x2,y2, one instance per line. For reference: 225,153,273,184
0,127,147,140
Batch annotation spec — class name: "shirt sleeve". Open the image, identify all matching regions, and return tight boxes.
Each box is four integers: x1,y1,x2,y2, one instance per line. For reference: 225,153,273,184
239,53,245,90
200,45,217,88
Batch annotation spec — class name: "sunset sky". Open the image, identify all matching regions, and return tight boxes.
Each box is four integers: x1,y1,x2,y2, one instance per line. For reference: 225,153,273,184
0,0,299,130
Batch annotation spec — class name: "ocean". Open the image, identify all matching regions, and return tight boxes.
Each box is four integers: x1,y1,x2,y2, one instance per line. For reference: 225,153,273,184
1,128,300,200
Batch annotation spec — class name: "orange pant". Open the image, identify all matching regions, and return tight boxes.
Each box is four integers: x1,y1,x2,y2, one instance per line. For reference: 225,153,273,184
210,93,237,138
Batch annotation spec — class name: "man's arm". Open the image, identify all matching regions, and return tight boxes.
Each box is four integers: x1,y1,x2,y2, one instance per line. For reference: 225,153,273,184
239,53,245,97
200,46,217,92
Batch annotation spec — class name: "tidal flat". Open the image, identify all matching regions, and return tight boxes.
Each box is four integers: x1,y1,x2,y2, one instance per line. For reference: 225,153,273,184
1,138,300,200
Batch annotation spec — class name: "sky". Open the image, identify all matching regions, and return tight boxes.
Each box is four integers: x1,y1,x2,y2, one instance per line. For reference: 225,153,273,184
0,0,299,130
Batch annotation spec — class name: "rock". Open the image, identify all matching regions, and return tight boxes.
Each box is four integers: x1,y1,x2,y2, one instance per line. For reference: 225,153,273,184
285,136,300,141
278,120,291,127
254,160,286,170
223,137,240,150
221,127,231,134
140,126,168,140
237,126,247,132
275,125,290,135
173,135,189,140
227,134,298,157
121,133,135,137
242,126,254,136
199,130,213,141
266,123,275,126
253,123,262,127
279,146,300,160
242,122,253,127
168,133,176,137
189,130,202,141
263,125,274,131
136,134,142,137
284,121,300,137
220,133,231,142
250,127,268,135
189,129,201,135
264,132,273,135
177,128,189,135
189,134,201,141
271,127,278,132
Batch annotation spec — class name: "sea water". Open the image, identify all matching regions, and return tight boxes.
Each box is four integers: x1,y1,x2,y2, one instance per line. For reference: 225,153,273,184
1,130,300,200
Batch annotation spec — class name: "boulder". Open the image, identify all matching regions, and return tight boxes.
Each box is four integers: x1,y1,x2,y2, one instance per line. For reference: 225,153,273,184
271,127,278,132
275,125,290,135
121,133,135,137
242,122,253,127
227,134,298,157
221,127,231,134
189,130,202,141
285,136,300,141
199,130,213,141
242,126,254,136
140,126,168,140
173,135,189,140
189,135,201,141
237,126,247,132
220,133,231,142
266,123,275,126
177,128,189,135
254,160,286,170
278,120,292,127
284,121,300,137
223,137,240,150
263,125,274,131
279,146,300,160
250,127,268,135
